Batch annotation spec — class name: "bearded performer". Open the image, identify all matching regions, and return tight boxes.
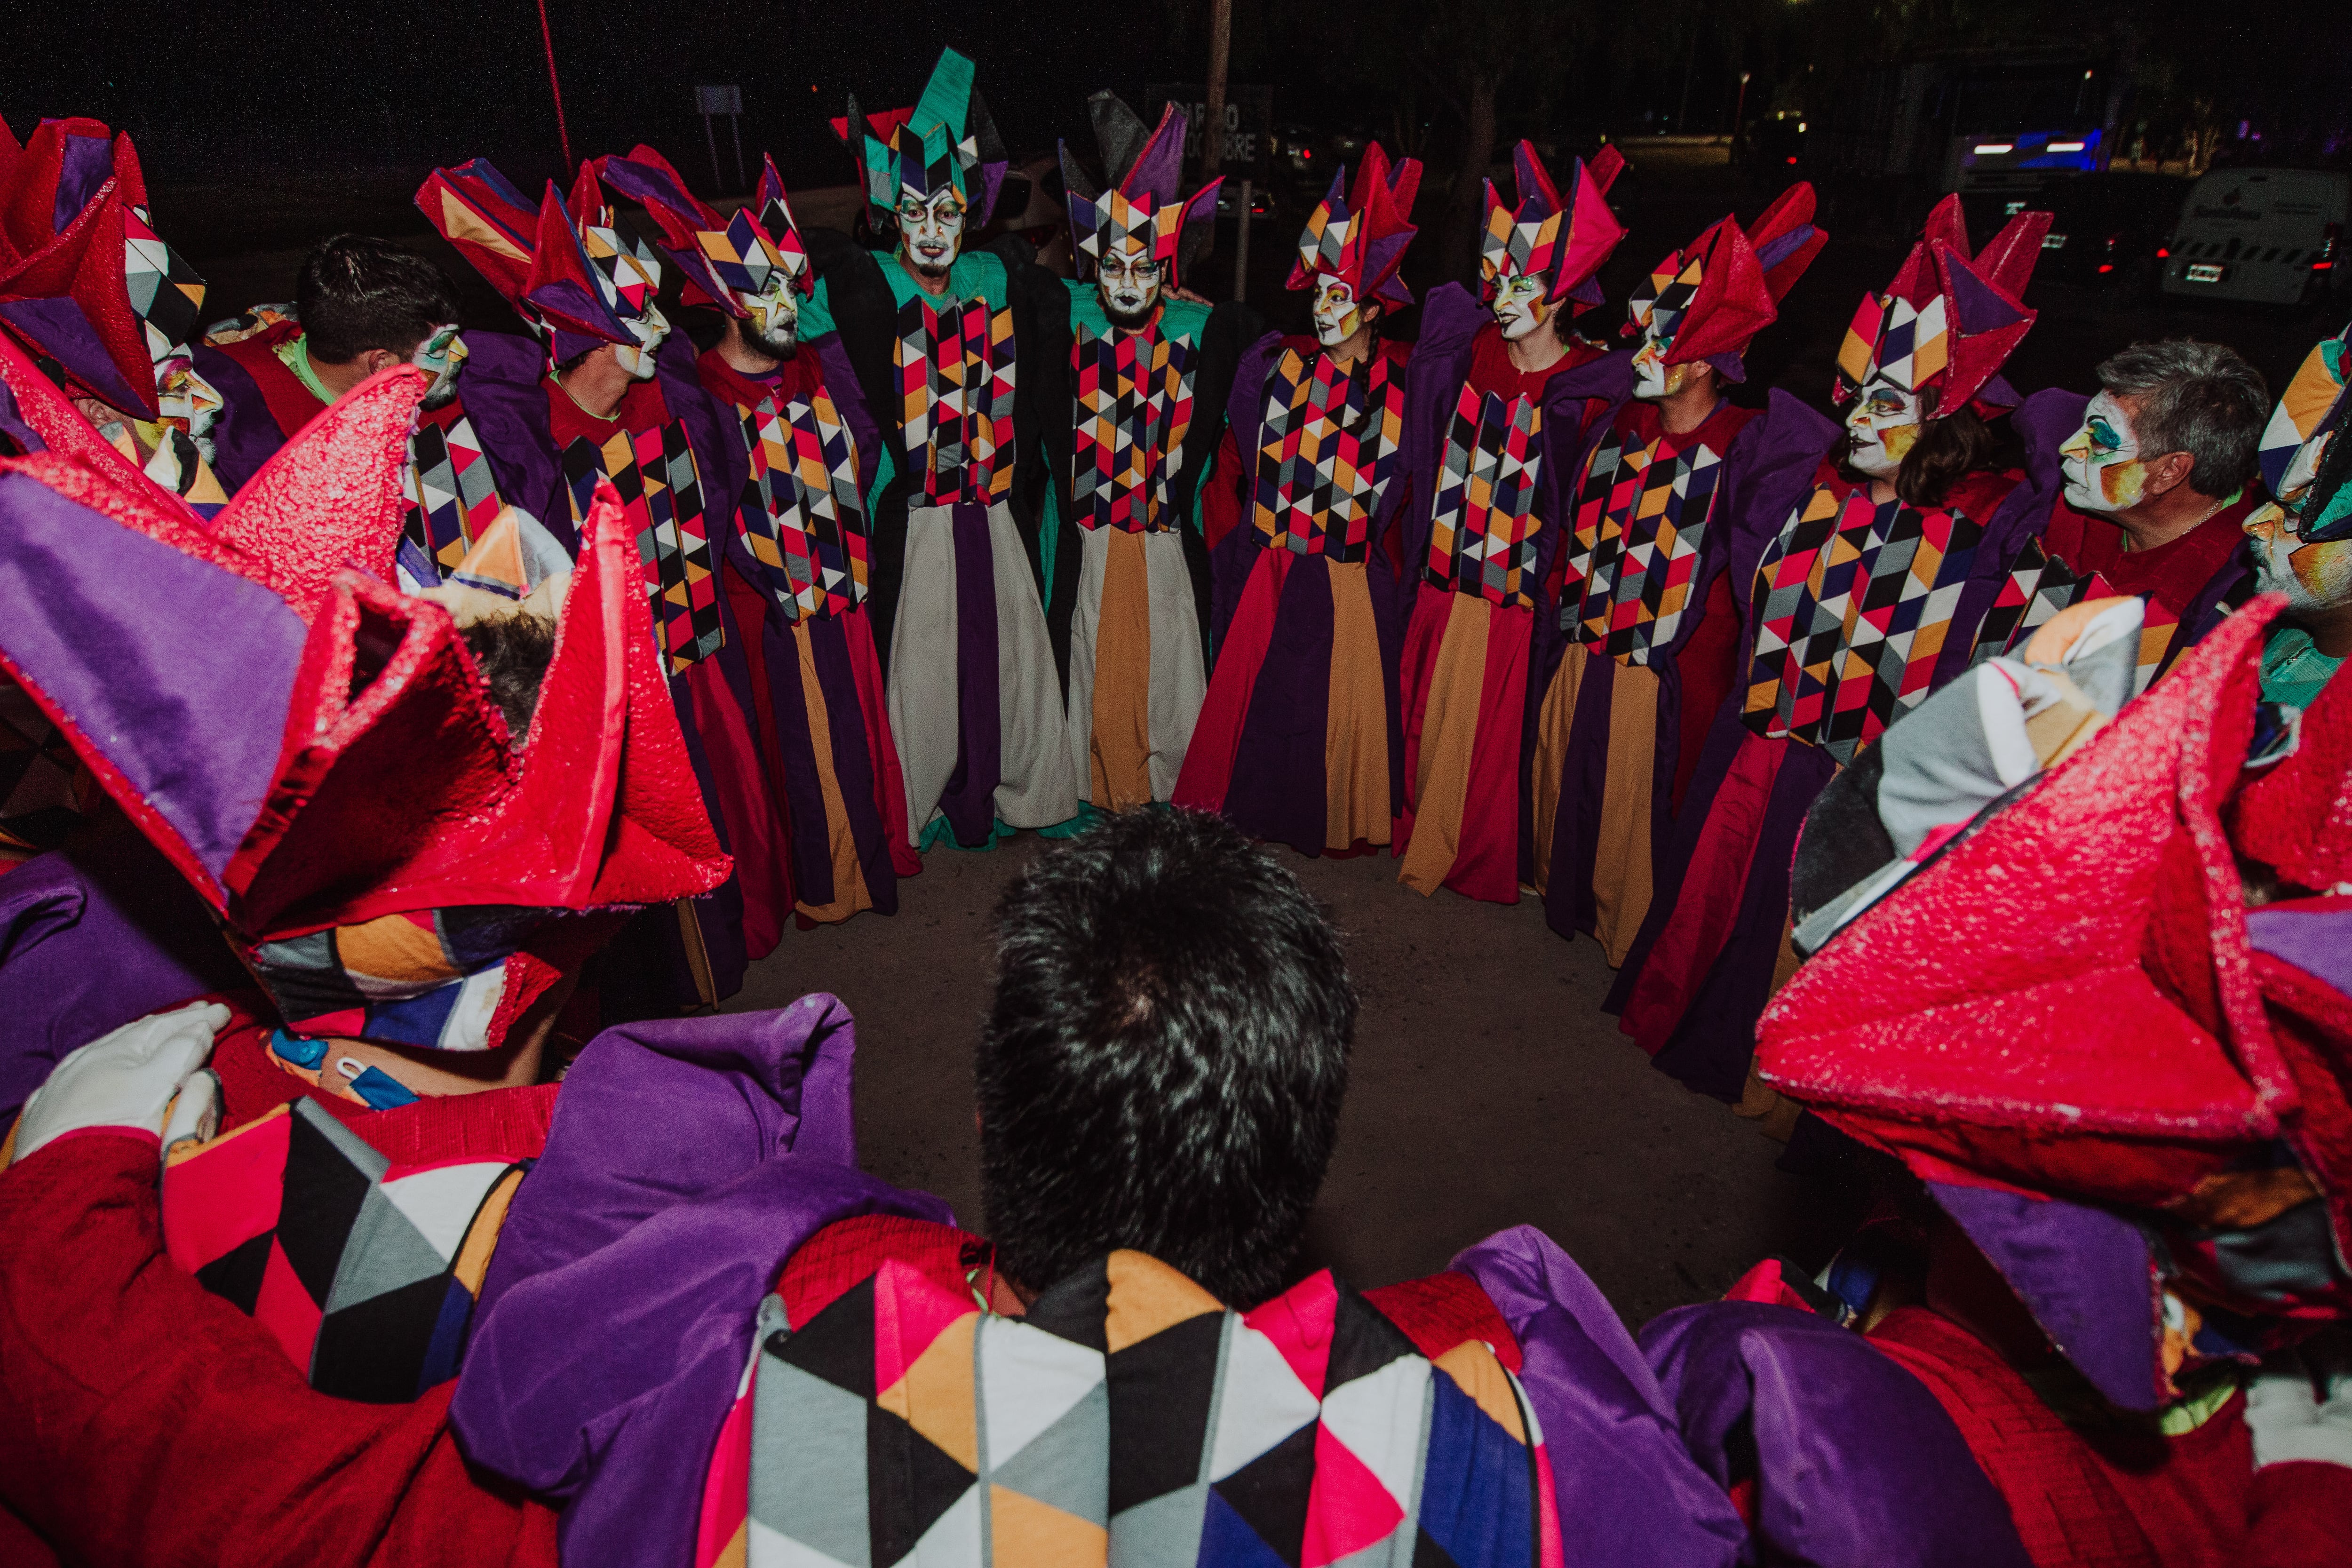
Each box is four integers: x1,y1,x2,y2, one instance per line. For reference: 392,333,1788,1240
1531,186,1832,963
1172,146,1421,856
0,364,736,1564
0,114,223,509
1392,141,1632,903
416,157,793,1001
796,48,1080,849
1743,560,2352,1565
1033,94,1255,812
603,145,922,927
1608,195,2061,1107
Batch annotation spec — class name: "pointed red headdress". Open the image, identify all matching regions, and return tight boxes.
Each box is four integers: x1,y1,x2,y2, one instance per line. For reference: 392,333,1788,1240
0,115,210,422
0,366,729,1051
1834,193,2049,417
1478,142,1627,310
1757,599,2352,1408
1287,143,1423,310
1625,183,1826,378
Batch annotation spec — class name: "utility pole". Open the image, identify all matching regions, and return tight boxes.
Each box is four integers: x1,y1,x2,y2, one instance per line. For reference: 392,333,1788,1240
1202,0,1233,187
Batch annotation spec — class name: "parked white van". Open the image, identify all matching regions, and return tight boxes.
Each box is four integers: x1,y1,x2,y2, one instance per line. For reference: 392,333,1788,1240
2161,167,2348,307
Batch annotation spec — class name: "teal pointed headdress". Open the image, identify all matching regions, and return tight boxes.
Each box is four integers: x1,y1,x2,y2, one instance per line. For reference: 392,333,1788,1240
831,48,1009,224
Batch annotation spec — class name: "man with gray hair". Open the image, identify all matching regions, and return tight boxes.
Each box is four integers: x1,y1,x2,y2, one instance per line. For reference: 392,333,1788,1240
2041,338,2267,631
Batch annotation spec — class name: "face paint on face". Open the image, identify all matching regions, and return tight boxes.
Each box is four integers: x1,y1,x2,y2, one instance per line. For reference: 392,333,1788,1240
612,301,670,382
1632,334,1692,401
1844,378,1925,479
1311,278,1365,350
1491,273,1551,342
2246,429,2352,612
736,275,801,357
2059,390,2152,513
897,187,967,276
411,324,468,410
1096,248,1165,331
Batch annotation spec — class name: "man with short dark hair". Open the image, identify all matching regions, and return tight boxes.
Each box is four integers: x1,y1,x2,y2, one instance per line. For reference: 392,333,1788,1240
976,805,1353,1302
194,233,564,603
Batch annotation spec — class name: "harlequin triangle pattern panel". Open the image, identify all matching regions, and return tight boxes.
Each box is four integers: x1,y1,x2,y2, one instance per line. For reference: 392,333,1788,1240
562,421,724,673
895,294,1017,506
402,406,506,570
1424,386,1544,610
735,384,870,623
1250,347,1405,562
1561,426,1725,665
1069,322,1198,533
1967,537,2179,697
161,1098,523,1402
1740,486,1986,763
737,1250,1554,1568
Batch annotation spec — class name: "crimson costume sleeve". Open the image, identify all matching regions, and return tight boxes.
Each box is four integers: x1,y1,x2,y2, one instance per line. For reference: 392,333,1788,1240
0,1134,557,1568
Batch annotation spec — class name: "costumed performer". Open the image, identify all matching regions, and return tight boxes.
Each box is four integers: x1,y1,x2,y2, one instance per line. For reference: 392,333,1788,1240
795,47,1081,850
605,144,922,927
1392,141,1631,903
1532,184,1832,962
1036,93,1256,813
1174,144,1422,858
417,156,793,1001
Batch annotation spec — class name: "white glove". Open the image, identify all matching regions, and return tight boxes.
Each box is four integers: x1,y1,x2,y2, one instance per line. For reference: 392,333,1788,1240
9,1002,231,1166
2246,1341,2352,1470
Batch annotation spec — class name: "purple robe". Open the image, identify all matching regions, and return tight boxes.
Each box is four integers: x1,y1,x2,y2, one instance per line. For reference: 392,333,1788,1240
0,836,249,1125
1642,1300,2034,1565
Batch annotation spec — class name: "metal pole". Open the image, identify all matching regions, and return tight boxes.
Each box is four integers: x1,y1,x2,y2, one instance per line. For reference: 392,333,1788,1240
1233,180,1252,301
1731,72,1751,163
729,113,747,191
1202,0,1233,186
703,111,723,195
535,0,572,170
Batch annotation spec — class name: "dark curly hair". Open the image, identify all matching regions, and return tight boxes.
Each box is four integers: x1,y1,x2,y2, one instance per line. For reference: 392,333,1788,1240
977,807,1356,1305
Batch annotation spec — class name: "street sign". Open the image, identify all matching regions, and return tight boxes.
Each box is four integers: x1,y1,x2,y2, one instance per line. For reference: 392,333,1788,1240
1144,84,1272,179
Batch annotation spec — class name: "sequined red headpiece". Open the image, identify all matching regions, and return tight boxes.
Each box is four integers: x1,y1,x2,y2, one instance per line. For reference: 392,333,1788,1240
0,367,729,1051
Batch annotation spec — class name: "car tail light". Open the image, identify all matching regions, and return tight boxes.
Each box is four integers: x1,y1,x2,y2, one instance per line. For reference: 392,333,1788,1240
2156,245,2170,259
2315,222,2342,273
1784,156,1797,165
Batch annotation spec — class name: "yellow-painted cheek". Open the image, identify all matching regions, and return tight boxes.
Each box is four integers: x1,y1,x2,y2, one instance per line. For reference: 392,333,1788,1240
2099,460,2148,508
1881,422,1923,463
2289,537,2352,599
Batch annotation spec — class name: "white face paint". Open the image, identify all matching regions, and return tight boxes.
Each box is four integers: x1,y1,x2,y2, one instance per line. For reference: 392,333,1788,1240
736,273,801,356
612,300,670,382
1844,378,1925,479
897,187,967,273
2060,390,2151,513
1491,273,1551,342
1312,277,1365,349
1631,331,1693,401
1096,247,1165,327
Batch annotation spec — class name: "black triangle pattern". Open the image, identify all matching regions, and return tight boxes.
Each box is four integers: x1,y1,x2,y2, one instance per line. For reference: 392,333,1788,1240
866,1401,976,1566
1210,1418,1319,1568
